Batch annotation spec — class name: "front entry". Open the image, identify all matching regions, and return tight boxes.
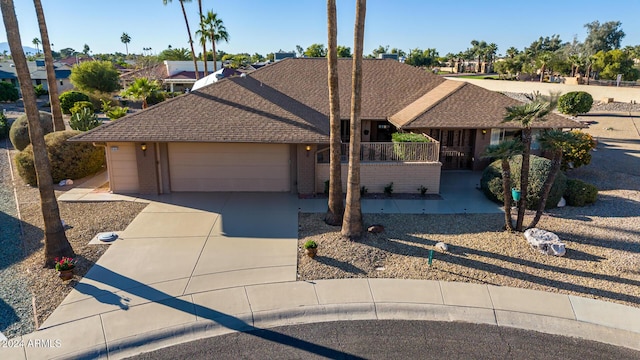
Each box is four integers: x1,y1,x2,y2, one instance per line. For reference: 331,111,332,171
428,129,476,170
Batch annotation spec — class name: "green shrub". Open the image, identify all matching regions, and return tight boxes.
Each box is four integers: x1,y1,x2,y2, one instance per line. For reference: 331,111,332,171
100,99,113,113
558,91,593,116
70,107,102,131
59,91,90,114
480,155,567,210
391,132,431,142
0,81,19,102
9,111,53,151
69,101,94,115
303,240,317,249
106,106,128,120
562,130,597,170
0,112,9,139
564,179,598,206
87,92,114,111
146,91,166,106
34,84,48,97
384,182,394,196
14,130,105,186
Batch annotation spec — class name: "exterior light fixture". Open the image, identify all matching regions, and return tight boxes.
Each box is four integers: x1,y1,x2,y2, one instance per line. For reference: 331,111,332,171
141,143,147,156
305,145,311,151
481,129,487,134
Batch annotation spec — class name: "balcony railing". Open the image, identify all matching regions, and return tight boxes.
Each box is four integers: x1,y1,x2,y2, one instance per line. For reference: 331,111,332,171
316,141,440,163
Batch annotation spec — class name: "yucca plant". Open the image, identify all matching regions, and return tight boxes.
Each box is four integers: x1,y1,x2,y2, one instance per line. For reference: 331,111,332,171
70,107,102,131
106,106,128,120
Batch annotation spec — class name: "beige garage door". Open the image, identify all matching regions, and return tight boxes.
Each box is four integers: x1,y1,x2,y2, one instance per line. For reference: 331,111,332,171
169,143,290,192
106,142,139,193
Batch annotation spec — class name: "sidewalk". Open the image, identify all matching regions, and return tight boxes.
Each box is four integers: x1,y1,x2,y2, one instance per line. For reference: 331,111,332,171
4,279,640,359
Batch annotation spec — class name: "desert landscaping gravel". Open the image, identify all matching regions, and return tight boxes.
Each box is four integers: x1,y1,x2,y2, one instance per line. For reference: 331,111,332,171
298,113,640,309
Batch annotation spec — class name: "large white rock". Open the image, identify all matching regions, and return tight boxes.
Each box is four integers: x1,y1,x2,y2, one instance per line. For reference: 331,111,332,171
523,228,566,256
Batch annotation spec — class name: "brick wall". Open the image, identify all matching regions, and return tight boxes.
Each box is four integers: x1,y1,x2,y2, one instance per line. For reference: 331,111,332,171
316,162,441,194
135,142,159,195
297,144,316,194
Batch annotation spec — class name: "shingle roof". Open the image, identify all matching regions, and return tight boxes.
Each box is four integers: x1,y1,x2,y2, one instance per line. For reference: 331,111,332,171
402,82,585,129
70,75,330,144
73,58,584,144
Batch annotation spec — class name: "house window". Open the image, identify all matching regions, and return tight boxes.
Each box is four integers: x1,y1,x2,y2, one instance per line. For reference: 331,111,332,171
60,80,63,85
490,129,519,145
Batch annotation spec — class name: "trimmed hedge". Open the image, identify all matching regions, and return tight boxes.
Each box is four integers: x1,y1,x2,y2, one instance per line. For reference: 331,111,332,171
14,130,105,186
558,91,593,116
481,154,567,210
564,179,598,206
59,91,90,114
391,132,431,142
9,111,53,151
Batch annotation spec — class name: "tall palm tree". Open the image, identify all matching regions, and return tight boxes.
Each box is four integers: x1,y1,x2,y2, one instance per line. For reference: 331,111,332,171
528,130,574,229
33,0,64,131
324,0,343,226
200,11,229,72
341,0,366,240
121,32,131,55
506,46,519,59
32,37,40,54
537,51,553,82
197,0,207,76
1,0,74,267
163,0,199,80
482,140,523,232
503,93,558,231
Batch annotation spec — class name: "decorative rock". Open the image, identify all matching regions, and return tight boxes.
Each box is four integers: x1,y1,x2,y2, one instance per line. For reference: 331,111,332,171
524,228,566,256
368,225,385,233
435,242,448,252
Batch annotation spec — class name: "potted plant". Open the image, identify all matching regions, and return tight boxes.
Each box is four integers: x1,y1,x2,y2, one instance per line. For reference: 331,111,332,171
303,240,318,258
54,257,76,281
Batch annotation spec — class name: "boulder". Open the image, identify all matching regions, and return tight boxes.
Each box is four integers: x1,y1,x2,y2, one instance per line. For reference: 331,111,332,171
367,225,385,233
435,242,448,252
524,228,566,256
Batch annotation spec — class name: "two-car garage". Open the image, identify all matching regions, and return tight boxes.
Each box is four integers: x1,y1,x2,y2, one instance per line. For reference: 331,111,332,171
168,143,291,192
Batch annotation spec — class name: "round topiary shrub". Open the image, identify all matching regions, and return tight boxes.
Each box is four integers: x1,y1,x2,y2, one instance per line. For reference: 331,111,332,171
9,111,53,151
564,179,598,206
69,100,94,115
558,91,593,116
481,154,567,210
59,91,90,114
14,130,105,186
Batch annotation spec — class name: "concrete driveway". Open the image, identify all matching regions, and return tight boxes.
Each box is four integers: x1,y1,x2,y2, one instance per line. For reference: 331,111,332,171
41,192,299,329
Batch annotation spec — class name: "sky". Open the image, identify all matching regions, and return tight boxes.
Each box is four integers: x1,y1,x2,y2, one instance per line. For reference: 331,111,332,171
1,0,639,57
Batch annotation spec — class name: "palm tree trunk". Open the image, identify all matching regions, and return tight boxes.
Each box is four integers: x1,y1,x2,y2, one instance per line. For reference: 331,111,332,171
516,129,532,231
180,1,199,80
539,64,545,82
1,0,74,267
198,0,207,76
211,32,217,72
501,160,514,231
33,0,64,131
341,0,366,240
528,149,562,229
324,0,343,226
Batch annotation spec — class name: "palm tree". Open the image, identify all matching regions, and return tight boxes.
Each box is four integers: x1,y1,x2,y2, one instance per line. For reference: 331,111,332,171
33,0,64,132
537,51,553,82
482,140,523,232
163,0,199,80
121,32,131,55
200,11,229,72
341,0,366,240
527,130,574,229
32,37,40,54
197,0,207,76
122,77,160,109
503,93,558,231
82,43,90,56
506,47,519,59
1,0,74,267
324,0,343,226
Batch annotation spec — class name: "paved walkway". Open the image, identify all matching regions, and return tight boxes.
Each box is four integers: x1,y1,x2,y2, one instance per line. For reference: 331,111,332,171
4,172,639,359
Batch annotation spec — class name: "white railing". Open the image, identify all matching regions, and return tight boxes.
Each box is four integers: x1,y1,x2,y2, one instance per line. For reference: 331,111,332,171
317,141,440,163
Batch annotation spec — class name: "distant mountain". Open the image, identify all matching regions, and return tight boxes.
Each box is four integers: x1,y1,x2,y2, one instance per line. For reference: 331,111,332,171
0,42,40,56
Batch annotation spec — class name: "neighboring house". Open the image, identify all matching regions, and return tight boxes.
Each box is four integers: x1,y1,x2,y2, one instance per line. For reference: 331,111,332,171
119,60,224,93
71,58,584,196
0,60,73,93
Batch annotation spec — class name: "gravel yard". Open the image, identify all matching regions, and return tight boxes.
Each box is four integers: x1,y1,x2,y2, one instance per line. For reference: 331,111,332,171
0,140,146,337
298,113,640,308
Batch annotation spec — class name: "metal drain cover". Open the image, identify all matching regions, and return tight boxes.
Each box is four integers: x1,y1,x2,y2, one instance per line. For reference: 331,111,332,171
98,232,118,242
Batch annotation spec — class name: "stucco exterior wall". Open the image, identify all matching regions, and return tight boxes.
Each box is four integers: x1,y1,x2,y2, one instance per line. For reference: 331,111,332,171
297,144,316,194
316,162,441,194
